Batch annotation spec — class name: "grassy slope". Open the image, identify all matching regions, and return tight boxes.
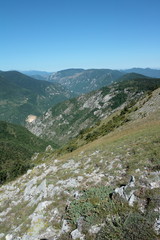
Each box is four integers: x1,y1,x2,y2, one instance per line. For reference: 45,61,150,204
36,88,160,239
55,86,159,155
57,88,160,188
57,107,160,178
34,87,160,190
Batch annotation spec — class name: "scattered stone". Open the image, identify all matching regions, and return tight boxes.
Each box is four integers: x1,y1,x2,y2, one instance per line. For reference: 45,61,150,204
0,207,12,217
89,224,104,234
5,234,13,240
0,233,5,239
35,201,52,213
45,145,53,152
61,219,71,233
150,181,160,189
57,178,80,188
31,153,39,161
154,216,160,234
24,178,47,203
77,176,83,182
73,191,81,199
61,159,80,169
71,229,85,240
29,214,45,236
26,169,32,175
115,176,137,206
77,217,85,232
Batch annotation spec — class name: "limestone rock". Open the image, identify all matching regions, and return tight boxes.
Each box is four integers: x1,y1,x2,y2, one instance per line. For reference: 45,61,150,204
5,235,13,240
71,229,85,240
0,233,5,239
35,201,52,213
154,216,160,234
115,176,137,206
61,219,71,233
45,145,53,152
89,224,104,234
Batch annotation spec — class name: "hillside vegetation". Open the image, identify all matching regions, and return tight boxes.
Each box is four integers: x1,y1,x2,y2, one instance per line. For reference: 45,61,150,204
27,74,160,147
49,68,124,94
0,87,160,239
0,121,51,184
0,71,75,125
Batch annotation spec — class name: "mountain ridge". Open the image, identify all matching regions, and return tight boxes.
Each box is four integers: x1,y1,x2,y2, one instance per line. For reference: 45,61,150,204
124,67,160,78
21,68,160,89
0,71,75,125
26,74,160,147
48,68,124,94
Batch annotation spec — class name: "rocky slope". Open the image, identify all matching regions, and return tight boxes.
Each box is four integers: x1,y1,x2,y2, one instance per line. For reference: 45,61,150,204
0,71,75,125
0,87,160,240
26,75,160,146
48,68,124,94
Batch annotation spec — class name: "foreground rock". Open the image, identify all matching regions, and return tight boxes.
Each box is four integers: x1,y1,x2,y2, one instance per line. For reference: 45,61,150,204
0,150,159,240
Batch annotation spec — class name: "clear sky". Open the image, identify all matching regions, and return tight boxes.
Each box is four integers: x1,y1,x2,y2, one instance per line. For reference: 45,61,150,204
0,0,160,71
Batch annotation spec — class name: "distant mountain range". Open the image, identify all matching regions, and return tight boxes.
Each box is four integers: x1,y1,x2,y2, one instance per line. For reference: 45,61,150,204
22,67,160,94
1,69,160,126
22,70,52,76
48,69,124,94
124,67,160,78
21,70,53,81
22,67,160,81
27,73,160,146
0,71,75,125
21,69,124,93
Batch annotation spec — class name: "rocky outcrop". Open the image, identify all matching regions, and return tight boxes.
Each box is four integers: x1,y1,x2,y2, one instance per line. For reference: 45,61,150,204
71,229,85,240
115,176,137,206
0,147,160,240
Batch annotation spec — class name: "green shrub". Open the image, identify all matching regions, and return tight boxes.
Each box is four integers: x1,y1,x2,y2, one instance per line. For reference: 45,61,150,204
97,212,156,240
0,121,49,184
65,185,158,240
65,186,113,226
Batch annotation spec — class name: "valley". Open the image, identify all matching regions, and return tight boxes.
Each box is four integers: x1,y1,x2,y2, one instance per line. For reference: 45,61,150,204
26,73,160,147
0,71,75,125
0,68,160,240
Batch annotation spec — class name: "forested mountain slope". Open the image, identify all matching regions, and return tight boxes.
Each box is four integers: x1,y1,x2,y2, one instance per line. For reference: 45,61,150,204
0,71,75,124
0,121,50,184
27,75,160,146
48,68,124,94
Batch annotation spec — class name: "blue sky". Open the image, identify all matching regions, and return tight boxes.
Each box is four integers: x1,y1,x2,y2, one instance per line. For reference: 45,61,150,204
0,0,160,71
